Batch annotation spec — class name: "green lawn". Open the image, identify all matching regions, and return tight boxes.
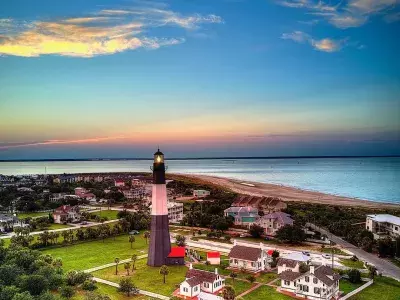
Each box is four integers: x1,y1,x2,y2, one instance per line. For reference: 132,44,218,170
243,285,293,300
72,283,157,300
92,258,187,296
340,279,364,295
256,272,278,284
389,258,400,268
32,223,73,232
41,233,148,271
321,247,349,255
340,258,365,269
17,211,51,219
89,210,120,220
224,278,254,296
194,263,248,280
349,276,400,300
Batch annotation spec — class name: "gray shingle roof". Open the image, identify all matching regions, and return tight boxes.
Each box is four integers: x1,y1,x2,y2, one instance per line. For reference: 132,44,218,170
229,245,262,261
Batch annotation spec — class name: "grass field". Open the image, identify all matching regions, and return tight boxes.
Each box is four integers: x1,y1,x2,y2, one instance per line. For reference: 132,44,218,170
89,210,120,220
194,263,249,280
17,211,50,219
243,285,293,300
349,276,400,300
340,258,365,269
321,247,349,255
256,272,278,284
92,258,187,296
32,223,73,232
41,233,148,271
224,278,254,296
339,279,363,295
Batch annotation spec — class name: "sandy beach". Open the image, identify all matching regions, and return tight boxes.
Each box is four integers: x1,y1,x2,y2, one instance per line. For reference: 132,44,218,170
179,174,400,209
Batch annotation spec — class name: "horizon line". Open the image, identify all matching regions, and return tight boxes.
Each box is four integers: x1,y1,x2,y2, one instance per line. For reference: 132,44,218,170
0,155,399,162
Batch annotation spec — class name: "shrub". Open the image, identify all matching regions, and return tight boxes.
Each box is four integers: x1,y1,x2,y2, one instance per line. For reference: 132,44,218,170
60,286,75,299
347,269,362,284
82,279,98,291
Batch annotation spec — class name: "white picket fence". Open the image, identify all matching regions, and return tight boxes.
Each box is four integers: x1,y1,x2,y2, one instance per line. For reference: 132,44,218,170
340,279,373,300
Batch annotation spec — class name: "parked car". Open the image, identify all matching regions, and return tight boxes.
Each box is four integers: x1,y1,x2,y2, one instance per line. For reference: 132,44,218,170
129,230,140,235
302,251,310,256
322,253,331,259
81,221,88,225
239,233,248,238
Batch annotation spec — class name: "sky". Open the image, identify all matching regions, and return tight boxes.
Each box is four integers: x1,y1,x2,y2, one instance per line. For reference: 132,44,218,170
0,0,399,159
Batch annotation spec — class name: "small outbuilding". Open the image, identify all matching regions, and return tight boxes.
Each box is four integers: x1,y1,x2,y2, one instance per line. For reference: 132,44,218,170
166,246,185,265
207,252,221,265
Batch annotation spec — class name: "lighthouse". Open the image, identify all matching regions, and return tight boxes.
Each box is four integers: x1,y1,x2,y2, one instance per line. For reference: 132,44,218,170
147,149,171,266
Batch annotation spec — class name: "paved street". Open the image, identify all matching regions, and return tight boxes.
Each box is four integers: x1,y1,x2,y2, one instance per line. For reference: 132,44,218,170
308,223,400,280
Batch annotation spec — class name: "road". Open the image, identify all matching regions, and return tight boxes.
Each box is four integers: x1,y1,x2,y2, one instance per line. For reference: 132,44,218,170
307,223,400,280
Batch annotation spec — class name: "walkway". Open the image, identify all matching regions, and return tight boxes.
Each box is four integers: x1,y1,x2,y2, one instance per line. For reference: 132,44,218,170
83,254,147,273
307,223,400,280
93,277,170,300
237,283,262,298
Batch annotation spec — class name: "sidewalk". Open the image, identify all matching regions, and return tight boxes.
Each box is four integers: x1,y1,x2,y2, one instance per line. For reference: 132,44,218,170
83,254,147,273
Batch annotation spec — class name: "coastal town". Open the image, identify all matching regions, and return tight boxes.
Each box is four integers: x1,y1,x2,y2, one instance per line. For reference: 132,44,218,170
0,151,399,300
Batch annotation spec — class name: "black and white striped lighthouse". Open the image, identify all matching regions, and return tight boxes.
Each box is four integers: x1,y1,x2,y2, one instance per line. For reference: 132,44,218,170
147,149,171,267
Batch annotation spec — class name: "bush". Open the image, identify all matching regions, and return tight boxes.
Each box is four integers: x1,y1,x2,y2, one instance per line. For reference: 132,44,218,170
249,224,264,238
82,279,98,291
66,270,91,286
60,286,75,299
299,263,309,273
347,269,362,284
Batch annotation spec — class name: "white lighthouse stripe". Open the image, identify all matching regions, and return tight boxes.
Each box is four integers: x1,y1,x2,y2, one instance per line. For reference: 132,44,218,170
151,184,168,215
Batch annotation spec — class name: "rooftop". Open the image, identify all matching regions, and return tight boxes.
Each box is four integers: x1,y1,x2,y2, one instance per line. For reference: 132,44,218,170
259,212,294,226
367,214,400,226
229,245,262,261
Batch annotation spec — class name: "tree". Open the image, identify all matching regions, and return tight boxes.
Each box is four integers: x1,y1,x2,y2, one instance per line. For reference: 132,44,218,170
246,275,256,283
229,271,237,283
82,279,98,291
124,262,131,275
221,286,235,300
11,292,34,300
118,278,138,296
275,225,306,244
128,235,136,249
19,274,48,296
131,254,137,271
114,258,120,275
249,224,264,238
60,286,75,299
159,265,169,284
272,250,280,259
175,235,186,247
143,231,150,244
368,265,377,279
347,269,362,284
299,263,309,273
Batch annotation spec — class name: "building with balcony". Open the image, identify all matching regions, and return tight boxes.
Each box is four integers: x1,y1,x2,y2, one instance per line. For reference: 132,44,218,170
255,212,294,236
366,214,400,240
224,206,259,228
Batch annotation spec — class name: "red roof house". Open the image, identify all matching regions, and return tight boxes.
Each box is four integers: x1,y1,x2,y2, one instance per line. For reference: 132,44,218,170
166,246,185,265
207,252,221,265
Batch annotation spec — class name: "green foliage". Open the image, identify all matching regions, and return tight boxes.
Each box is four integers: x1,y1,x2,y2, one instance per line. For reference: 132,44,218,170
275,225,306,244
246,275,256,283
299,263,309,273
65,270,91,286
18,274,48,296
84,292,111,300
82,279,98,291
221,285,235,300
347,269,362,284
272,250,280,259
11,291,34,300
175,235,186,246
249,224,264,238
60,286,75,299
159,265,170,284
118,278,138,296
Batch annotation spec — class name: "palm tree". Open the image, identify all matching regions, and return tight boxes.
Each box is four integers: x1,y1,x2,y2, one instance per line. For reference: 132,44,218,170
143,231,150,244
222,286,235,300
124,262,131,275
131,254,138,271
159,265,169,284
129,235,135,249
115,258,120,275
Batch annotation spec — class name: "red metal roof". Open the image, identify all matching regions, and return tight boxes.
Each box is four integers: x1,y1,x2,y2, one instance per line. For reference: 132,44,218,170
168,246,185,258
267,249,274,255
207,252,220,258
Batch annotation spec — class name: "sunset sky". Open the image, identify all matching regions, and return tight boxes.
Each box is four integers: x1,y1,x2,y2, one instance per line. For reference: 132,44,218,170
1,0,399,159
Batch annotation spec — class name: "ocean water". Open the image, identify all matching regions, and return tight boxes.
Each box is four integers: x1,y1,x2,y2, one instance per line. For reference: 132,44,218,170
0,157,399,204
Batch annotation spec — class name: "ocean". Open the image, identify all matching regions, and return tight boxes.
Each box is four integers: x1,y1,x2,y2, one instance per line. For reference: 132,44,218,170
0,157,399,204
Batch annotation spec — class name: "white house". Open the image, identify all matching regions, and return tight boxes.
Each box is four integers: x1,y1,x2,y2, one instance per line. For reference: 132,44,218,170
193,190,210,198
366,214,400,239
279,265,340,300
179,265,225,298
228,243,268,273
277,258,302,274
53,205,81,224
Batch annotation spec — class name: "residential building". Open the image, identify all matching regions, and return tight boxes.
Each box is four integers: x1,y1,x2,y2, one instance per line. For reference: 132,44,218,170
122,188,146,200
232,195,287,213
0,214,20,232
228,244,268,273
255,212,294,236
53,205,81,224
114,179,125,187
167,201,184,223
224,206,259,227
277,258,303,274
207,252,221,265
366,214,400,239
17,187,34,192
74,187,87,196
193,189,210,198
279,265,340,300
179,265,225,299
53,174,77,184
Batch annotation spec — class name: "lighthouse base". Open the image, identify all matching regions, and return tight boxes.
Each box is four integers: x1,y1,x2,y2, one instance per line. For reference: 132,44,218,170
147,215,171,267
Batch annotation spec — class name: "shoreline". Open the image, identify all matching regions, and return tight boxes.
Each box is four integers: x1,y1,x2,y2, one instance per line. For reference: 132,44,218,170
179,174,400,209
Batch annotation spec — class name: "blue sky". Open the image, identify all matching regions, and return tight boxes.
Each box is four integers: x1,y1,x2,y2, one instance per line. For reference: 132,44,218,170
0,0,399,159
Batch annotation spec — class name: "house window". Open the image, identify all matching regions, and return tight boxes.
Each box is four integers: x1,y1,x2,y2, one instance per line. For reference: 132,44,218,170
305,276,309,282
204,283,209,288
230,259,233,263
303,285,309,292
234,259,238,264
183,287,188,292
284,281,290,285
313,278,318,284
314,287,320,294
194,287,198,292
251,262,255,267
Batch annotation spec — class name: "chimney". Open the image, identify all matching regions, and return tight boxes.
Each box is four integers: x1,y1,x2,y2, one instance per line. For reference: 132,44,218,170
215,268,218,275
310,266,315,274
189,263,193,270
234,239,237,246
283,263,286,270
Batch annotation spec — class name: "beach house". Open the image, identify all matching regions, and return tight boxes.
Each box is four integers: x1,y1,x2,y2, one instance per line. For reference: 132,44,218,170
179,265,225,299
366,214,400,239
224,206,259,227
279,265,340,300
228,244,268,273
255,212,294,235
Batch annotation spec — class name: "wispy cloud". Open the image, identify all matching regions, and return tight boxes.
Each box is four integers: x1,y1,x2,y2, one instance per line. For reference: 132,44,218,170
0,4,223,57
276,0,400,28
281,31,347,52
0,136,127,150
